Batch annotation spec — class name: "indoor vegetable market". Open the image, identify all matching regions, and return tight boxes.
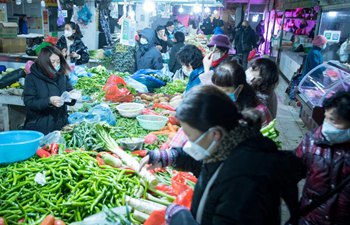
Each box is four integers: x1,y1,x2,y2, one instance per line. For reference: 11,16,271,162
0,0,350,225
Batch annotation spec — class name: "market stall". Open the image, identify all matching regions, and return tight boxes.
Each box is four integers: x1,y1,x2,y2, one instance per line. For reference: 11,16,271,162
267,0,320,81
296,61,350,129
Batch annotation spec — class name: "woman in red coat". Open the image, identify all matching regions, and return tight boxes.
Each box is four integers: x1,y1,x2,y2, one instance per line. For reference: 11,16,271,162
296,91,350,225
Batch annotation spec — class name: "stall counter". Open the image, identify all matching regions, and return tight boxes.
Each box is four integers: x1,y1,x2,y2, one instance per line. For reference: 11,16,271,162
0,53,100,69
0,94,84,131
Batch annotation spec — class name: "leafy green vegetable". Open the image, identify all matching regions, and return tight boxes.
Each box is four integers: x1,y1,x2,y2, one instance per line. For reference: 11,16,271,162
154,79,187,95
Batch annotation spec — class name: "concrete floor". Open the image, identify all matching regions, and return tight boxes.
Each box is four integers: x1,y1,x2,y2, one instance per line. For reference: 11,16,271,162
275,77,308,223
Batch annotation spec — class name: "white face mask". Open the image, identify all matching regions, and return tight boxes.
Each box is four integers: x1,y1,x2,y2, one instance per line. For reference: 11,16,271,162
183,129,217,161
182,66,192,76
322,120,350,144
245,68,255,84
140,38,148,45
211,52,221,61
64,30,73,38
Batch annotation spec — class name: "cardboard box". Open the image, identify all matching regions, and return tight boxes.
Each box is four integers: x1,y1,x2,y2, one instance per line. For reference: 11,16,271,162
0,22,18,38
0,38,26,53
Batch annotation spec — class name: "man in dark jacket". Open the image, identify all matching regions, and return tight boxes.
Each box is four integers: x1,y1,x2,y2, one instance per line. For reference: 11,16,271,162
169,32,185,73
136,28,163,71
200,14,214,35
296,91,350,225
234,20,258,69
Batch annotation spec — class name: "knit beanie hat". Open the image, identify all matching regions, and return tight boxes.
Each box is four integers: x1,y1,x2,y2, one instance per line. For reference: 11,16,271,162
312,35,327,47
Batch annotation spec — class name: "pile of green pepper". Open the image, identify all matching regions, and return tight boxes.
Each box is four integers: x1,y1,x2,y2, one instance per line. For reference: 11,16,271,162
0,151,145,224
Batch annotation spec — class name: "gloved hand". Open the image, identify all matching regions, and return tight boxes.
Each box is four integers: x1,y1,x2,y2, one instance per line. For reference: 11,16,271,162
139,148,179,172
165,204,188,225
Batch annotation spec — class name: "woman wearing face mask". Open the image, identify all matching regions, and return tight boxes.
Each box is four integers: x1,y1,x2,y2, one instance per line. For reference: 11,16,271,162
136,28,163,71
140,85,303,225
56,22,89,65
23,46,77,135
199,34,232,85
296,91,350,225
212,60,272,126
301,35,327,77
176,45,205,92
246,58,279,118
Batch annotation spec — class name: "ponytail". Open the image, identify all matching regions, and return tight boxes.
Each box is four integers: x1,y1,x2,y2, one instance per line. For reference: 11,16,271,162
240,108,263,131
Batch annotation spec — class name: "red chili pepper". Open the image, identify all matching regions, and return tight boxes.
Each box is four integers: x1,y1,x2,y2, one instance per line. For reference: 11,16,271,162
50,143,59,155
96,156,104,166
131,150,148,157
36,148,51,158
18,218,25,224
152,103,176,111
65,149,74,154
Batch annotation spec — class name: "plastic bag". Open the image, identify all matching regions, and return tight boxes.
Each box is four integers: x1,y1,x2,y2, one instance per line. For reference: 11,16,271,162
90,104,116,126
70,206,131,225
40,131,66,148
131,74,165,92
103,75,133,102
248,49,257,62
77,4,92,26
25,60,34,74
68,104,116,125
124,76,148,93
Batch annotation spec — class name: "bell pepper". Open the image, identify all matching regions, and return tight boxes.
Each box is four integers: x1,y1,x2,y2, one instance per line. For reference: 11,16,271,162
36,148,51,158
49,143,59,155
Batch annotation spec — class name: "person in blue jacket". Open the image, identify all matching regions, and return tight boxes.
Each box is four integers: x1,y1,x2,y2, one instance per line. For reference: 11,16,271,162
302,35,327,76
176,45,204,93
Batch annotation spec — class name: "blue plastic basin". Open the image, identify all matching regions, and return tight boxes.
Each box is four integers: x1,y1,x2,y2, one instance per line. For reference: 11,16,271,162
0,130,44,164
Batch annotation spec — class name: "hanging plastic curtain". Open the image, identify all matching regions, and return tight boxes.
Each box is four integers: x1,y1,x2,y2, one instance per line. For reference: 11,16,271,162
57,0,65,26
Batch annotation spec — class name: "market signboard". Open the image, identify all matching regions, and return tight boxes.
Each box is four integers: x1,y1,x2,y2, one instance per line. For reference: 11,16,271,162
120,18,136,47
324,30,342,43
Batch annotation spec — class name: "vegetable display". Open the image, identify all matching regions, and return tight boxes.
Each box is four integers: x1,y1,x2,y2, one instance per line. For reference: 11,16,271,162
0,151,144,224
154,80,187,95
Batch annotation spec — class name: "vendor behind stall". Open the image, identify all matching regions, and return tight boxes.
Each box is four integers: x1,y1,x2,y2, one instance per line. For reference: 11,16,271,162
302,35,327,76
136,28,163,71
23,46,77,134
56,22,89,65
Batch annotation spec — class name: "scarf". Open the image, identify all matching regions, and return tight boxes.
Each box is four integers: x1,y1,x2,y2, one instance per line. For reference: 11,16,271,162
211,53,229,68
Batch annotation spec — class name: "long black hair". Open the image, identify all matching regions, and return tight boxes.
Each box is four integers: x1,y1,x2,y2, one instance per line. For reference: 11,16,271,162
36,46,71,77
250,58,279,94
66,22,83,39
212,59,260,110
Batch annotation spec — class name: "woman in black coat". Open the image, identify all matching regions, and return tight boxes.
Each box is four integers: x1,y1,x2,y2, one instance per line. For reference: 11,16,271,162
56,22,89,65
140,85,303,225
23,46,77,134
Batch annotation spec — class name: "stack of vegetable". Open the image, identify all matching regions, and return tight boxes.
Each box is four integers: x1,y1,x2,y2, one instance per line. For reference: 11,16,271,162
260,119,282,148
0,151,145,224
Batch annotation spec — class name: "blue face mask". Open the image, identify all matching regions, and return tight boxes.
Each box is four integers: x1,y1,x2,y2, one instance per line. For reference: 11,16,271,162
227,93,237,102
55,65,61,72
322,120,350,144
